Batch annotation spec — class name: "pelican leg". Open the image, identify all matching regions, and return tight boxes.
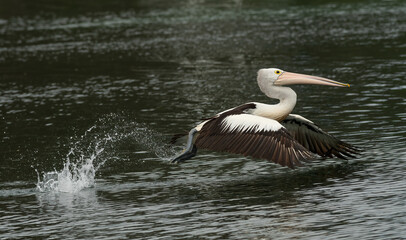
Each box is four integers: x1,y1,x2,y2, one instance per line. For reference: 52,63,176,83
171,128,198,163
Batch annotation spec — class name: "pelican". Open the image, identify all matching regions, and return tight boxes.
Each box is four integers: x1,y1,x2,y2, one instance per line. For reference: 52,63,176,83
171,68,359,168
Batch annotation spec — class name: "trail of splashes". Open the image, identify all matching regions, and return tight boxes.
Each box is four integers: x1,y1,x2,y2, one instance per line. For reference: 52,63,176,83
36,113,176,193
96,113,178,159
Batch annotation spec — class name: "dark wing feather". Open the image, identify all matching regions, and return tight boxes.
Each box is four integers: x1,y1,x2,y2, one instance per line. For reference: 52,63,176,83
281,114,359,159
195,113,314,169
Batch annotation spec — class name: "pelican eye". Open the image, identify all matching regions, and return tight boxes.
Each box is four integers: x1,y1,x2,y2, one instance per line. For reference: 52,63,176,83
274,70,282,75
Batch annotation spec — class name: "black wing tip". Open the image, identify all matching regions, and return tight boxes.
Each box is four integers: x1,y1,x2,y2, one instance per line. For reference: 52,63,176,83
274,145,316,169
337,141,364,157
315,140,363,160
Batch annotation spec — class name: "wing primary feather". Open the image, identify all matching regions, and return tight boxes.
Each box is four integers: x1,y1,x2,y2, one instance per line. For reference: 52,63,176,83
247,134,262,157
286,148,295,168
273,141,283,162
239,134,255,156
241,135,255,156
282,114,361,159
256,135,272,159
269,138,279,161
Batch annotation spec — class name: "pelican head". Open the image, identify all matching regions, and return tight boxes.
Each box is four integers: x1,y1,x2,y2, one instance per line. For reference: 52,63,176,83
257,68,350,88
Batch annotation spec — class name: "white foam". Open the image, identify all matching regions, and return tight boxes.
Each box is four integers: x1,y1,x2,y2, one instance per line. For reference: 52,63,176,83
36,144,104,193
35,114,176,193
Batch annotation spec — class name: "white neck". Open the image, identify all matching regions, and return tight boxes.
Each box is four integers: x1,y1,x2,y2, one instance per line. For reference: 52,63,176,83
252,85,297,121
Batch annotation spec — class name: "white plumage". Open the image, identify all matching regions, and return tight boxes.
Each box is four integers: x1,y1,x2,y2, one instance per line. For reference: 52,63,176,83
220,114,283,133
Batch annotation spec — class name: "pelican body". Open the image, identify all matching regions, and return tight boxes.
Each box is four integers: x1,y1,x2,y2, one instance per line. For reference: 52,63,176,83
171,68,358,168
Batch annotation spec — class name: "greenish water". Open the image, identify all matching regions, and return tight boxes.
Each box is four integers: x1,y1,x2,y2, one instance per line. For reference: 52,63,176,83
1,0,406,239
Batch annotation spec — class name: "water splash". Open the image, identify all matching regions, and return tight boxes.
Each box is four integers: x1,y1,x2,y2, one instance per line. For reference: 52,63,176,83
36,113,175,193
36,128,107,193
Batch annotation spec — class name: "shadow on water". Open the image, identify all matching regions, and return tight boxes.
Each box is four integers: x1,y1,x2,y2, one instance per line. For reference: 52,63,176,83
171,160,366,205
92,143,366,206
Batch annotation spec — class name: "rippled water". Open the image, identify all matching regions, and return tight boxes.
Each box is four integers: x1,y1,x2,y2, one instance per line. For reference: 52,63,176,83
1,0,406,239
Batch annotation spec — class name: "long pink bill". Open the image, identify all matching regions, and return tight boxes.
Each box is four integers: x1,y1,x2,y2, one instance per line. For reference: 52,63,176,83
275,72,350,87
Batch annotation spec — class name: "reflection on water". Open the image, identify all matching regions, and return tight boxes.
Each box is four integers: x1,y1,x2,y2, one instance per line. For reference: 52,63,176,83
1,0,406,239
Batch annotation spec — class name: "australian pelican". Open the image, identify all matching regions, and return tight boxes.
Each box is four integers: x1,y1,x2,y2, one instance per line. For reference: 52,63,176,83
171,68,359,168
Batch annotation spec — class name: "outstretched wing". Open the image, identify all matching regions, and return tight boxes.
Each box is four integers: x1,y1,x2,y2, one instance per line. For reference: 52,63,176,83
281,114,359,159
195,113,314,168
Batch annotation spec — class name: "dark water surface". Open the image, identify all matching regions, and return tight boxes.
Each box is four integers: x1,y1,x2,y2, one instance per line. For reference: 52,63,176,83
1,0,406,239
